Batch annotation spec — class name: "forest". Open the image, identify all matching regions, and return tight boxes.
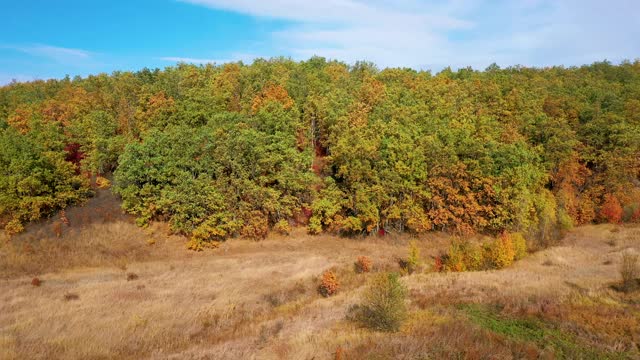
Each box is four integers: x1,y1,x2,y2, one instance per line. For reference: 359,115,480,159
1,58,639,250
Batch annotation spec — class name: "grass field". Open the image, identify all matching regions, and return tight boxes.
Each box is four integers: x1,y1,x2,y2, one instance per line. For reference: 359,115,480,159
1,191,639,359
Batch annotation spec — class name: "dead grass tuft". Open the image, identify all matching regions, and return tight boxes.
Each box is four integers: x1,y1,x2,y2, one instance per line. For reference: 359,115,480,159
63,292,79,301
620,251,639,292
126,272,139,281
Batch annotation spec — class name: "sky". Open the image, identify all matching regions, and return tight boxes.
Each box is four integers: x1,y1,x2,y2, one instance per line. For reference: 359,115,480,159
1,0,639,84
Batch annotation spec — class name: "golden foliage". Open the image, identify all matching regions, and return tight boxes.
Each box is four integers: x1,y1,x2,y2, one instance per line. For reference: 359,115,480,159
251,84,294,114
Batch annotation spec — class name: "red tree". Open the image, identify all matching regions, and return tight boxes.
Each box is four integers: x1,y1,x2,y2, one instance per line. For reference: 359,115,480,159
600,194,623,224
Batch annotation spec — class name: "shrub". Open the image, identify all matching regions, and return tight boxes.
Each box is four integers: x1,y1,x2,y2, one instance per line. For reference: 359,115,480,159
511,232,528,260
240,211,270,240
399,240,421,275
4,219,24,236
557,208,574,230
621,251,639,292
433,256,444,272
350,272,407,332
31,277,41,287
355,256,373,273
485,232,516,269
307,217,323,235
443,238,483,272
318,270,339,297
600,194,623,224
95,176,111,189
126,272,139,281
273,219,291,235
186,237,221,252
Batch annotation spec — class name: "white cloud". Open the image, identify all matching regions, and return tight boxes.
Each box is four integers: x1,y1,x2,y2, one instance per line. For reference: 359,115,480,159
13,44,91,63
179,0,640,69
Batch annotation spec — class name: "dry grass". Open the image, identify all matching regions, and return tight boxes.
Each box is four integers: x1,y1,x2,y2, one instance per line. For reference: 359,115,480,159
0,190,187,278
1,197,639,360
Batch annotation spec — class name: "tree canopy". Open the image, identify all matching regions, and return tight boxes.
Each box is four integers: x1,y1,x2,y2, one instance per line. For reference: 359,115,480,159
1,58,639,247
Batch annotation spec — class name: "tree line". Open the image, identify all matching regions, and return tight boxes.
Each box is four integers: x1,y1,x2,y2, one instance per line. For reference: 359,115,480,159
1,58,639,248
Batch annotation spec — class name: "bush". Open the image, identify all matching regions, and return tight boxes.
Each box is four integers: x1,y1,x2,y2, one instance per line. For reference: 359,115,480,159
443,238,483,272
600,194,623,224
95,176,111,189
399,240,421,275
240,211,269,240
273,219,291,235
350,272,407,332
318,270,339,297
485,232,516,269
621,251,639,292
433,256,444,272
511,232,528,260
355,256,373,273
436,233,527,273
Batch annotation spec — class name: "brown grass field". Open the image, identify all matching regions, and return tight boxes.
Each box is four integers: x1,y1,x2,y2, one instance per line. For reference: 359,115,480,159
1,191,639,359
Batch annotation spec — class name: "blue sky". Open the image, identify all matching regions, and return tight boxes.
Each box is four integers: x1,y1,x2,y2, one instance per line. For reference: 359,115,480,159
1,0,639,84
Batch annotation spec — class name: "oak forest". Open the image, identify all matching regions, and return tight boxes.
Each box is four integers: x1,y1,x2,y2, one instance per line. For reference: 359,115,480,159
2,59,640,245
2,58,640,359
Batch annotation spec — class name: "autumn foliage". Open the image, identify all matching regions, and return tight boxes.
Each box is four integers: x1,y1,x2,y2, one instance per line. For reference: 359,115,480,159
318,270,339,297
437,232,528,272
355,256,373,273
599,194,624,224
1,58,640,246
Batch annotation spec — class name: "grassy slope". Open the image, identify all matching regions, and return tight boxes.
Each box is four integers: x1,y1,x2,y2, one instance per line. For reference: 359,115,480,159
1,191,639,359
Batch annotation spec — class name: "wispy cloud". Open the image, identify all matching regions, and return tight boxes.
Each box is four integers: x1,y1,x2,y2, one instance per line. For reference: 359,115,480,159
7,44,92,63
160,56,219,64
179,0,640,69
159,53,265,65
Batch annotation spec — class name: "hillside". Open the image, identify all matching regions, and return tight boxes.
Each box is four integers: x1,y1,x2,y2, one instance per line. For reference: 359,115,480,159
2,59,640,359
2,59,640,248
1,192,639,359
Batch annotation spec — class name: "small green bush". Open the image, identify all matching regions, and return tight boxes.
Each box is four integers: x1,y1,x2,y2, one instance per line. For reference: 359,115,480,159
399,240,421,275
350,272,407,332
444,238,483,272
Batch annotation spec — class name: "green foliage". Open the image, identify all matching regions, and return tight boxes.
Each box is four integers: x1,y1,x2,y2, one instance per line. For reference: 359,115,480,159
400,240,421,274
2,58,640,246
114,116,313,244
461,304,625,359
444,238,484,272
350,272,408,332
0,127,91,234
